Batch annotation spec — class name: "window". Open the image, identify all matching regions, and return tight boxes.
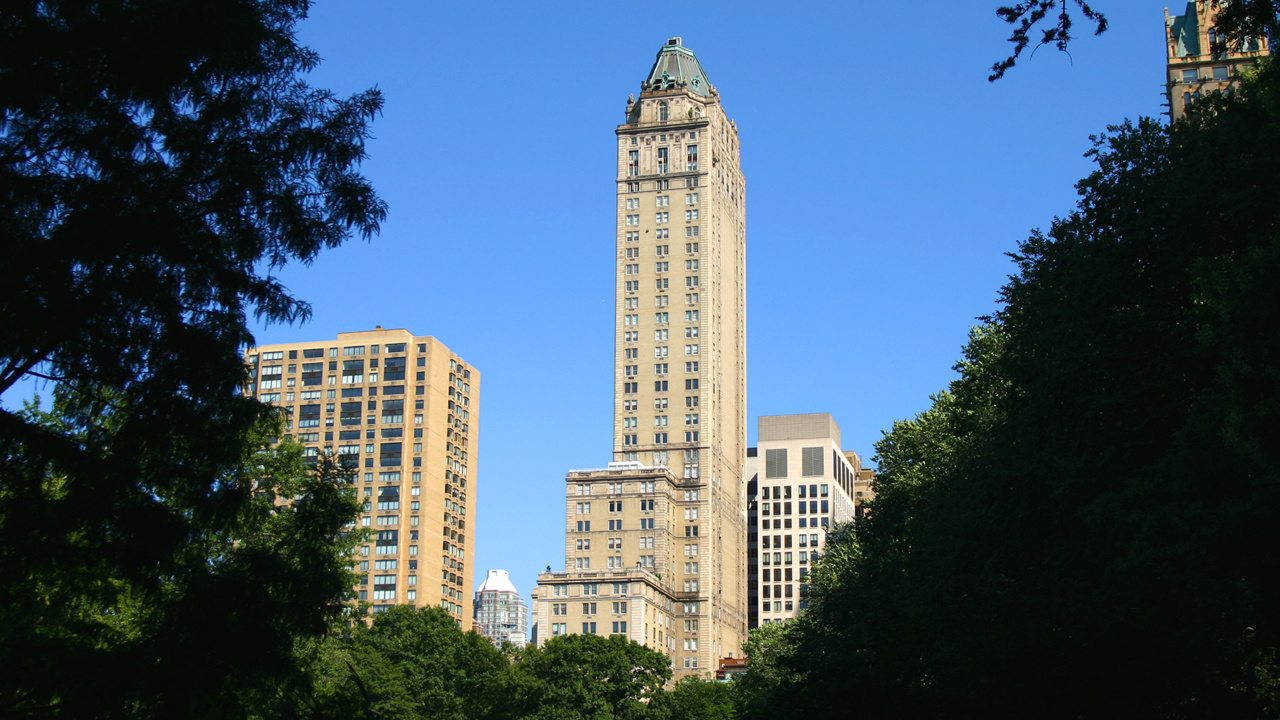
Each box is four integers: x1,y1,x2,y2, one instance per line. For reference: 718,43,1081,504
802,447,825,476
655,295,669,307
576,520,591,531
686,193,699,205
625,197,640,210
624,264,639,275
766,449,788,478
685,414,699,426
576,558,590,569
655,278,669,290
685,210,699,221
576,502,591,514
655,329,668,341
628,150,639,176
655,312,668,324
1182,68,1198,83
576,538,590,550
685,543,699,557
626,231,639,243
655,195,670,207
659,101,669,121
685,362,699,373
611,621,628,634
686,145,698,171
684,344,698,356
1213,65,1229,80
640,499,655,511
685,242,699,254
685,276,699,288
683,580,699,592
654,381,668,391
657,147,669,174
582,622,597,634
655,363,668,375
654,415,667,426
655,244,669,256
655,212,668,224
686,293,699,305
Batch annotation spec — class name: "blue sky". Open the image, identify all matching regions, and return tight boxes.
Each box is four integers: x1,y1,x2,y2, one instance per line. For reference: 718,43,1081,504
8,1,1175,606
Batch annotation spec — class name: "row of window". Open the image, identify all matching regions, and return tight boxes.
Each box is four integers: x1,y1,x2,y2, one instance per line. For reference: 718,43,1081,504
620,431,702,445
761,500,830,516
626,145,699,176
623,193,699,210
761,484,831,500
250,342,422,363
550,601,631,616
573,500,658,514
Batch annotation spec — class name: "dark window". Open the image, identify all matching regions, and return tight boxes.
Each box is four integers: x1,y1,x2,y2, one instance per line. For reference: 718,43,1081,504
385,343,406,353
340,402,362,426
303,348,323,358
341,387,363,398
380,442,402,467
301,362,322,386
298,404,320,428
384,357,406,381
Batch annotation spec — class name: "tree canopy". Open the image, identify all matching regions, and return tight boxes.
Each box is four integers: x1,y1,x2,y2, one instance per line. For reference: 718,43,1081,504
762,56,1280,719
0,1,382,716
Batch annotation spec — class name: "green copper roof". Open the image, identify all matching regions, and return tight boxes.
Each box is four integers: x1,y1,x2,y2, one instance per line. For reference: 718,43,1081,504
1169,2,1201,58
642,37,712,97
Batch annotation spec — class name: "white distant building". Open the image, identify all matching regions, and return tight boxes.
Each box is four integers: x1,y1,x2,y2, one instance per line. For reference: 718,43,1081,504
474,569,529,648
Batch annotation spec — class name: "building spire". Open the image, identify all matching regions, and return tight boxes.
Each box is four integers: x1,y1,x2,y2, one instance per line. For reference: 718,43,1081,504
642,37,713,97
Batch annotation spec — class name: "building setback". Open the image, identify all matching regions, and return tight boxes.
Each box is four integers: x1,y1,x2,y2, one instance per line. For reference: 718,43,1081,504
474,569,529,648
746,414,859,628
1165,0,1270,121
245,328,477,623
532,37,748,679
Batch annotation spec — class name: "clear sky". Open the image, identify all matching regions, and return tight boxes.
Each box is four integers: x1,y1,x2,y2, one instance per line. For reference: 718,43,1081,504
10,1,1175,612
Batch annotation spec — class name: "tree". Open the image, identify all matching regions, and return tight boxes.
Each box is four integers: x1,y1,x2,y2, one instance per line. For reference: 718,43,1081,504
496,634,672,720
648,677,737,720
305,606,508,720
989,0,1279,81
0,0,383,716
764,59,1280,719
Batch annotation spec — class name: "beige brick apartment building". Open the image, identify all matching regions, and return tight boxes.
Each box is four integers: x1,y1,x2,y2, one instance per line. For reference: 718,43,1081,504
245,328,477,624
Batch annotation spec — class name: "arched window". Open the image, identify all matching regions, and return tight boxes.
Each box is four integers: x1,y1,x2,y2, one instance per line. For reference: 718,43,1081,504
659,101,669,122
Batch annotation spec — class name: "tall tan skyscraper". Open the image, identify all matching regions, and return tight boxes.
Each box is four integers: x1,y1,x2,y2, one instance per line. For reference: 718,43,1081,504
245,328,478,624
533,38,747,678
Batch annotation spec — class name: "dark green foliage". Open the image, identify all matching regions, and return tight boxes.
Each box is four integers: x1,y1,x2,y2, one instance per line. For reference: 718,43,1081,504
0,0,382,717
764,59,1280,719
497,634,672,720
648,678,737,720
305,610,682,720
306,606,508,720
